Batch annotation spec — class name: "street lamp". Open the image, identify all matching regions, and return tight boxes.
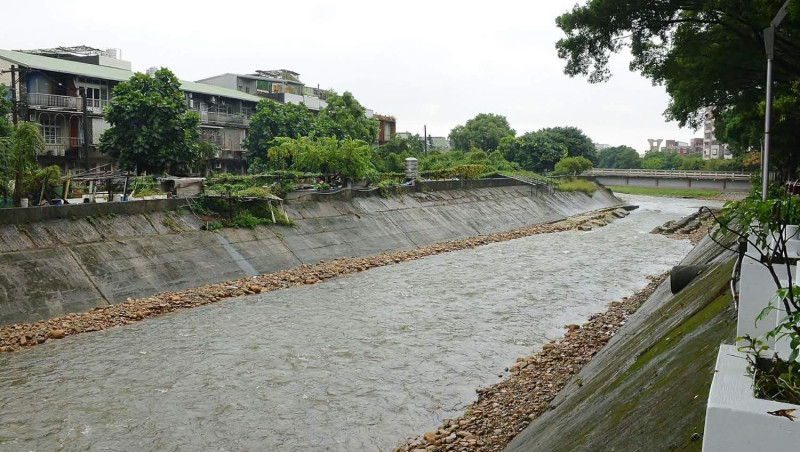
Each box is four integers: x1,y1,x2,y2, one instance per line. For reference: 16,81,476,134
762,0,791,201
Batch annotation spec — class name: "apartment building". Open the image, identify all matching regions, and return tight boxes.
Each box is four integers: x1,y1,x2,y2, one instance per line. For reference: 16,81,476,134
0,46,260,173
374,113,396,145
702,108,732,160
197,70,330,112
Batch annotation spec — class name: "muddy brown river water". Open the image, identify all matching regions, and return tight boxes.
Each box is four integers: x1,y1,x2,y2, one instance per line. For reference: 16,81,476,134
0,194,721,451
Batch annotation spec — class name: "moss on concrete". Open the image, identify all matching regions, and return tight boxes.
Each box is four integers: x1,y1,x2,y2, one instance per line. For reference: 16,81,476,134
506,239,737,452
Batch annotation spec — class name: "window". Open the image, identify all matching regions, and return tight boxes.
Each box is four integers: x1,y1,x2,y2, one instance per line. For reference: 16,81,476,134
245,87,250,93
39,116,62,145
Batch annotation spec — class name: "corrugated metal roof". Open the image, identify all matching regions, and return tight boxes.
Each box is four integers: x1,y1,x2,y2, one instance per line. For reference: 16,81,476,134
180,80,261,103
0,49,262,104
0,48,133,81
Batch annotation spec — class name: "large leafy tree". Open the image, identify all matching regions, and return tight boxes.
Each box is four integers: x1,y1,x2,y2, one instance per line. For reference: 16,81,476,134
556,0,800,177
539,126,597,163
498,131,566,173
315,91,378,143
449,113,516,152
0,123,44,205
0,84,11,139
597,145,641,168
243,99,316,156
289,136,375,181
553,156,593,175
100,68,200,174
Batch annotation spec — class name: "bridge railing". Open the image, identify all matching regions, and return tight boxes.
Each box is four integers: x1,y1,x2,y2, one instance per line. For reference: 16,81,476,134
584,168,752,180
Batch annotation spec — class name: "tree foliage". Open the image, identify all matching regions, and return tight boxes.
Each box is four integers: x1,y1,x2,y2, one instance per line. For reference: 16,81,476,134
556,0,800,177
498,131,566,173
315,91,379,143
99,68,200,174
243,99,316,156
0,122,44,205
596,145,641,168
377,134,425,157
553,156,593,175
539,126,597,163
449,113,516,152
0,84,11,139
284,137,376,181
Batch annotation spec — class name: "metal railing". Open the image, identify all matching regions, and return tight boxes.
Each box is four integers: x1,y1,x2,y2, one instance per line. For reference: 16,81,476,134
24,93,111,112
24,93,81,110
584,168,752,180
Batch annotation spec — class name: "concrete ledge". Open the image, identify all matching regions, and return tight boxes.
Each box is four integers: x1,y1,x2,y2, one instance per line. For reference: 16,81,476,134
703,344,800,451
0,198,189,226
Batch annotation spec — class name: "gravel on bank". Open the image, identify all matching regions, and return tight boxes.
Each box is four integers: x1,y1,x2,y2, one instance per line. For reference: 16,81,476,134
0,208,630,353
393,272,669,452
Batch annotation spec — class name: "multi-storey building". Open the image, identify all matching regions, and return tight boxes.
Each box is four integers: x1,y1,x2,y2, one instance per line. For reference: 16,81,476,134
374,113,396,145
0,46,260,173
197,70,330,112
702,108,732,160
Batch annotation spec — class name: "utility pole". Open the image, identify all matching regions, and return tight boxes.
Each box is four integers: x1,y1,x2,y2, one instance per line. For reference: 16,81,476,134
424,124,428,156
9,65,18,126
762,0,791,201
79,87,90,171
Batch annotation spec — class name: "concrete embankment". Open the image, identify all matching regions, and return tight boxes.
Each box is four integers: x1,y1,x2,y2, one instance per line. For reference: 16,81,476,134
505,232,736,451
0,184,621,326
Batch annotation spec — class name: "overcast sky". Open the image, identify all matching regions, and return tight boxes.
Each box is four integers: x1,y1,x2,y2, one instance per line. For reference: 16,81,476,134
4,0,695,152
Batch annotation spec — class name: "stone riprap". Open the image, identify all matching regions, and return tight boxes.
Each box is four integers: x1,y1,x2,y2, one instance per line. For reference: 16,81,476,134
0,186,621,326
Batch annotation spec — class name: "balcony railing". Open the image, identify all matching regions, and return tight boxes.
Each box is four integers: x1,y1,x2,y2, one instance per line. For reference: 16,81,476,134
25,93,81,110
24,93,110,112
204,111,249,126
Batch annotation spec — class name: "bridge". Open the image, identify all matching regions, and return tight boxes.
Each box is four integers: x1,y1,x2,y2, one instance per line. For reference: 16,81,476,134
583,169,752,192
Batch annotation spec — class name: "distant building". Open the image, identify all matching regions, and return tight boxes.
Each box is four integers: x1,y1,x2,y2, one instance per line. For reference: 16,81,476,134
647,139,664,153
594,143,611,151
428,136,451,151
702,108,731,160
0,46,260,173
197,70,330,112
663,139,696,156
374,113,396,145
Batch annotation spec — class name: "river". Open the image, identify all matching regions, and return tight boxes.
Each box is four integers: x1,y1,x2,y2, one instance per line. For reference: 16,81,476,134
0,194,721,451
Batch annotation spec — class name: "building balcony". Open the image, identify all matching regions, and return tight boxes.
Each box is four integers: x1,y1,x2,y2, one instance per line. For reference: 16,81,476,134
24,92,110,113
25,93,81,111
196,110,249,127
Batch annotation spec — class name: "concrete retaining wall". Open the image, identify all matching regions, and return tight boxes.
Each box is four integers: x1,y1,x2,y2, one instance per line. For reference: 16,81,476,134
0,186,621,326
506,234,736,451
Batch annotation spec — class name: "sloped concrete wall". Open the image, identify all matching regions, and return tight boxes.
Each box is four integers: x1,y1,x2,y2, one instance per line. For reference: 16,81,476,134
0,186,620,326
505,234,737,452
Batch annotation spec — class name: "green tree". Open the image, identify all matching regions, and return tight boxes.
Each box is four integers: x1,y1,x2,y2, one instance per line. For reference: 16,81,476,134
499,131,566,173
641,151,682,170
378,134,425,157
243,99,316,157
556,0,800,178
0,84,11,139
290,137,376,181
597,145,641,168
553,156,593,175
315,92,379,143
99,68,200,174
0,123,44,205
449,113,516,152
540,126,597,162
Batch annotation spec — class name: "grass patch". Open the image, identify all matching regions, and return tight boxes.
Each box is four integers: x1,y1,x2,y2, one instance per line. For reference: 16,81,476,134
556,178,598,195
606,186,721,199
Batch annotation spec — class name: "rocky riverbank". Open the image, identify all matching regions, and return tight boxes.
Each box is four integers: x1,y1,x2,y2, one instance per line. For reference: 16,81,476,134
394,272,669,452
651,207,716,244
0,207,631,353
